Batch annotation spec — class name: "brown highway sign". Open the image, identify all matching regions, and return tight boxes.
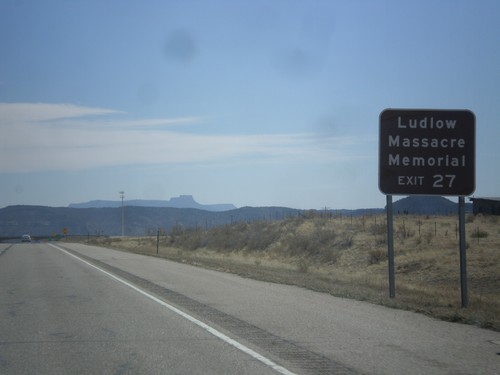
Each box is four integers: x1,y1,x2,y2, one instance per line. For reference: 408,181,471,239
379,109,475,196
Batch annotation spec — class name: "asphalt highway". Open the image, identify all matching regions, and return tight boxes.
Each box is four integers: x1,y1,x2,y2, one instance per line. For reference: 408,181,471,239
1,242,499,374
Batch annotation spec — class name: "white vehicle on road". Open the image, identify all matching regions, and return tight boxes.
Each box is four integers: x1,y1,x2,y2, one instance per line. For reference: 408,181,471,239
21,234,31,242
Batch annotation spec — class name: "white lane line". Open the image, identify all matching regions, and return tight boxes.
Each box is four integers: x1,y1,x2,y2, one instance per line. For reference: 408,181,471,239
49,244,296,375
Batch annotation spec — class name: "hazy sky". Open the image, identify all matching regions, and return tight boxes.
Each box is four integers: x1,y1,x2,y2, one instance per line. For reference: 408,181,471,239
1,0,499,209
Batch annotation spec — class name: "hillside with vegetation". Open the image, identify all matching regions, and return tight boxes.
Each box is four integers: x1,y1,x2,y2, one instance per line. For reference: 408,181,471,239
0,196,470,238
0,205,302,237
84,211,500,331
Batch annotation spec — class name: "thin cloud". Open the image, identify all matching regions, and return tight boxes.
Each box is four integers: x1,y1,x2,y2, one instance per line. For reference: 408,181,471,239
0,102,122,124
51,117,205,131
0,102,372,173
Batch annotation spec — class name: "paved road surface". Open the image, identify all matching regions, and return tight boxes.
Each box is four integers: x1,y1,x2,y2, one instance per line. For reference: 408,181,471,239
0,243,281,374
1,242,499,374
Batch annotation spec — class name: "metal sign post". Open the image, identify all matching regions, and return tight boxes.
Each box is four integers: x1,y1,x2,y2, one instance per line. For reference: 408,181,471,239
386,195,395,298
458,196,468,307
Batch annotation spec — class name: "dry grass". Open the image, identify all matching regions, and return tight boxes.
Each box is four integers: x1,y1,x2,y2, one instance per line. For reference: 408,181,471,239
79,213,500,331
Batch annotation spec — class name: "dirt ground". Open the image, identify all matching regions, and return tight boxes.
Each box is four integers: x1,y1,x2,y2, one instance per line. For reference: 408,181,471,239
76,213,500,331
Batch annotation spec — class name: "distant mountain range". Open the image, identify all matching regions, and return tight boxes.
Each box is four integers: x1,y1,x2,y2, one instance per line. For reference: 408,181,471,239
391,195,471,215
67,194,384,214
0,205,301,238
68,195,236,212
0,196,471,238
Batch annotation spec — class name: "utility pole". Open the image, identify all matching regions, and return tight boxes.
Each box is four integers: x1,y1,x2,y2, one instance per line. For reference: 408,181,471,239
120,191,125,237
